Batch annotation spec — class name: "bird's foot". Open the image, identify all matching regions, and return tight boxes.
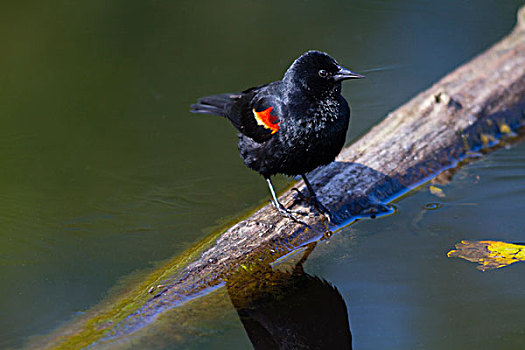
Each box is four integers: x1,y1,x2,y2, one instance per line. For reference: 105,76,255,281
270,200,310,227
292,187,334,224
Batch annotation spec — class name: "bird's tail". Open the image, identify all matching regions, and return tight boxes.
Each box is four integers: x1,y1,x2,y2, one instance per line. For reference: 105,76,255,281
190,93,239,116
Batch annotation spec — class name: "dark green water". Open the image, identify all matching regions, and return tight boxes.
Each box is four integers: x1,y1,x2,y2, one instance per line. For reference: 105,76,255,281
1,1,524,349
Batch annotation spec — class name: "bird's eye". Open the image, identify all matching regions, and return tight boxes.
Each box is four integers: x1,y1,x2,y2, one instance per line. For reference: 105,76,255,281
318,69,328,78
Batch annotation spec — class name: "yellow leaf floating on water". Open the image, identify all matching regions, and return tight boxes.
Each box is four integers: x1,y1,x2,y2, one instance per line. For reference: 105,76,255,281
447,240,525,271
498,122,511,134
429,185,445,198
480,133,495,146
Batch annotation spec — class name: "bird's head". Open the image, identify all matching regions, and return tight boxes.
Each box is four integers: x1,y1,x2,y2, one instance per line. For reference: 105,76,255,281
284,50,364,96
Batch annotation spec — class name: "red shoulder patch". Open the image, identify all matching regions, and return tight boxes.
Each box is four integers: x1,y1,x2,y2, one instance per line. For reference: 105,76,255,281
252,107,279,134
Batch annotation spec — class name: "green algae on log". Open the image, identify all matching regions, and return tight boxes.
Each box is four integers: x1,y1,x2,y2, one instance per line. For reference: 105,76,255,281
34,6,525,349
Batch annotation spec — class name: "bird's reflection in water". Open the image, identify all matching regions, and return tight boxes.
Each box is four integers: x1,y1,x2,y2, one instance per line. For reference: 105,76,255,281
227,243,352,349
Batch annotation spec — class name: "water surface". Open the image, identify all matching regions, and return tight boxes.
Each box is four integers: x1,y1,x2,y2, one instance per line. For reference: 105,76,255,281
1,0,524,348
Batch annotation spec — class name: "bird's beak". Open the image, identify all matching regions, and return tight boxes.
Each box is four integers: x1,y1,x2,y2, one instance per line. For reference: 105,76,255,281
333,66,366,81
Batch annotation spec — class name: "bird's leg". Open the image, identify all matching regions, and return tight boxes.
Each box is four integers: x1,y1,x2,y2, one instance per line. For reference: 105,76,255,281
292,174,334,224
265,177,309,225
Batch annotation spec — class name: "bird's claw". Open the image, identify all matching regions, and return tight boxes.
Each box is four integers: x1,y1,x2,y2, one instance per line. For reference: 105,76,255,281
291,187,308,201
270,200,311,227
292,187,334,224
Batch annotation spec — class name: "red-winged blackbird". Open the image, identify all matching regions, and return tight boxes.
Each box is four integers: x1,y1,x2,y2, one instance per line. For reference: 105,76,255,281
191,50,364,223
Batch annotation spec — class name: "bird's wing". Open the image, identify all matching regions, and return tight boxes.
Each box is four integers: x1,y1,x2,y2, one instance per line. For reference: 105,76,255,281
226,84,282,143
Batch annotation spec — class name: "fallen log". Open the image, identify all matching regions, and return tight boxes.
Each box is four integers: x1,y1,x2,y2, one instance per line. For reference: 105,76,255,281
37,6,525,349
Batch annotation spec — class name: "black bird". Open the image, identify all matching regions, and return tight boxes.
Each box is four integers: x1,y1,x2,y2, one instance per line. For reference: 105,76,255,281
191,50,364,223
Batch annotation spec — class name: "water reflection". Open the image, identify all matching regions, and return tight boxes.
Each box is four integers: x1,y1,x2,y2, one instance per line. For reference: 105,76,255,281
227,244,352,349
